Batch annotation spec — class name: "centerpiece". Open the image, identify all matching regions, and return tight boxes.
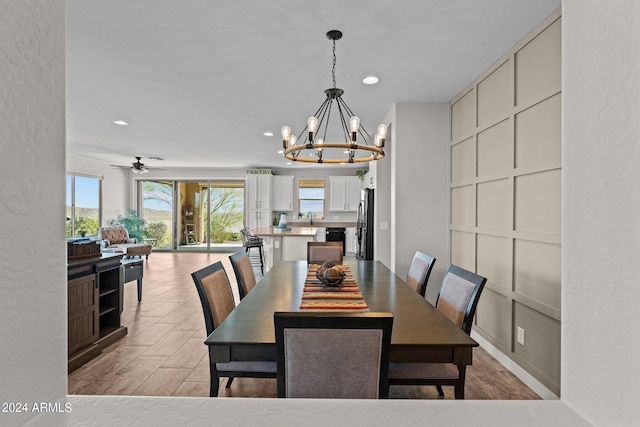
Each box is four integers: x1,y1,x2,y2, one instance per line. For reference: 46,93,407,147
315,261,346,286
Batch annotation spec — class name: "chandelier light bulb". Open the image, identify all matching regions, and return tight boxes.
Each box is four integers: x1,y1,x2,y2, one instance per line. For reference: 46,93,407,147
350,116,360,142
316,138,324,152
288,134,297,148
307,116,318,142
281,126,291,148
377,124,387,138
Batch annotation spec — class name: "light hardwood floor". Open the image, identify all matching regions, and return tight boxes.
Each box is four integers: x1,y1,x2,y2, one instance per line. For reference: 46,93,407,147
68,252,540,400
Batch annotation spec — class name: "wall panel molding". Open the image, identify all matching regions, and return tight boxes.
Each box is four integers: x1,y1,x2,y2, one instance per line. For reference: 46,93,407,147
449,10,562,396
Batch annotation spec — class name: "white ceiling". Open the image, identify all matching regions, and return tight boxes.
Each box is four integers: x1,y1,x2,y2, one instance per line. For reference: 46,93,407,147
66,0,560,171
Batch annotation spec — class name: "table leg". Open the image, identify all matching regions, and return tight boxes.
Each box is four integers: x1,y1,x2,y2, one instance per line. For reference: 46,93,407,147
454,364,467,399
137,278,142,302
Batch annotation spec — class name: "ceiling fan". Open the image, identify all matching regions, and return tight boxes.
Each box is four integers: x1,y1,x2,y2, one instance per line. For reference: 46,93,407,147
111,156,165,174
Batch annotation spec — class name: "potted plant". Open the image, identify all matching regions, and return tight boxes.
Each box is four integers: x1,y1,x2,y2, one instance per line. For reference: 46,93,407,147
355,169,367,180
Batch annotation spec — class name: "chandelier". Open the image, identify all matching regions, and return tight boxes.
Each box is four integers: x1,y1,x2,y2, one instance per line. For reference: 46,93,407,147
281,30,386,164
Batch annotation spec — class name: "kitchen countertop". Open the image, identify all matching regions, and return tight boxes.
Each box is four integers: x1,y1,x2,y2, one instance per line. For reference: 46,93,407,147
253,227,318,236
286,221,356,228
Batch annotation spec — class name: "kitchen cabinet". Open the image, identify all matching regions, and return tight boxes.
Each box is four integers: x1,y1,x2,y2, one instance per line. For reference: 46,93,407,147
246,173,272,210
246,173,272,230
245,209,272,230
329,176,360,212
272,175,294,211
346,227,356,254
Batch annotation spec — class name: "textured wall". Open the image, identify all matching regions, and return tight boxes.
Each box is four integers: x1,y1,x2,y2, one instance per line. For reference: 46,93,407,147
0,1,67,426
562,0,640,425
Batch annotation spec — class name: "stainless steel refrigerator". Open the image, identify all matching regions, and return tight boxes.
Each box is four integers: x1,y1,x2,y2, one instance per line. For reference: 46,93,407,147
356,188,374,260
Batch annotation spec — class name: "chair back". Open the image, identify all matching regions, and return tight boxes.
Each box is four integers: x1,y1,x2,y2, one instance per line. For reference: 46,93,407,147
241,227,263,248
191,261,236,335
274,312,393,399
307,242,343,264
405,251,436,297
229,251,257,300
435,265,487,335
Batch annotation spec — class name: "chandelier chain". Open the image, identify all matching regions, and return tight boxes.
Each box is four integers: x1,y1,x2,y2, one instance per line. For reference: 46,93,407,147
332,39,336,89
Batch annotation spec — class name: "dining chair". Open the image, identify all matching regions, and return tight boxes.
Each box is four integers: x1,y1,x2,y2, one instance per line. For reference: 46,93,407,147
388,264,487,398
240,227,265,274
307,241,343,264
406,251,436,297
274,311,394,399
191,261,276,397
229,251,257,301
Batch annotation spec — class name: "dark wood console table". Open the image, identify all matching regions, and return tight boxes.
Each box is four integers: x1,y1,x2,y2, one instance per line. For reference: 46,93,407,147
67,253,127,373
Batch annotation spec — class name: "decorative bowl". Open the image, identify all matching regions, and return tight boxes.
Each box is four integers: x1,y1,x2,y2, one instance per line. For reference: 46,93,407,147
316,263,346,286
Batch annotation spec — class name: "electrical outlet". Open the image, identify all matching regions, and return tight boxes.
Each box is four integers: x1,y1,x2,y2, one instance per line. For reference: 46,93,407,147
380,221,389,230
517,327,525,346
274,241,279,249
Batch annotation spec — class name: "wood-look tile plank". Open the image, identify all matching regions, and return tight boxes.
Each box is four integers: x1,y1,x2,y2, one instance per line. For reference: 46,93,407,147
131,367,192,396
140,329,196,357
69,345,147,381
173,381,209,397
161,338,208,369
100,355,168,395
118,322,175,347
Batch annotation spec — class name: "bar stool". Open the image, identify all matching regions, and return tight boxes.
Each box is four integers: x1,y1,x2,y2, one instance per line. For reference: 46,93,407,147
240,227,264,274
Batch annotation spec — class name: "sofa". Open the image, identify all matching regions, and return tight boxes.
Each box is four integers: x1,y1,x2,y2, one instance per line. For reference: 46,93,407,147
98,226,152,259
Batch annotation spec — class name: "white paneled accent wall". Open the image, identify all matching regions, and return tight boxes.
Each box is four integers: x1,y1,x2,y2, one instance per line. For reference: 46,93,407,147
449,11,562,395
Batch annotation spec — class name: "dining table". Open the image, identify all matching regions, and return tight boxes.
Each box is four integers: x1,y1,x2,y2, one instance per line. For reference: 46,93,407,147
205,259,478,398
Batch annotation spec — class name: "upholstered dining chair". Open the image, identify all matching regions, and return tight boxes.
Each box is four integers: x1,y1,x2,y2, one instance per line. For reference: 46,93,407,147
406,251,436,297
307,241,343,265
274,311,394,399
388,264,487,398
229,251,257,301
191,261,276,397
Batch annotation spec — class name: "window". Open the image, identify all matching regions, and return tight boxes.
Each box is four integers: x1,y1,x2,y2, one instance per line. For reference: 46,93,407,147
298,179,325,219
66,174,101,238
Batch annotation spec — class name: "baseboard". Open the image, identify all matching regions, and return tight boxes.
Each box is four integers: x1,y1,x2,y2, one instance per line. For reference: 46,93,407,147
471,330,559,400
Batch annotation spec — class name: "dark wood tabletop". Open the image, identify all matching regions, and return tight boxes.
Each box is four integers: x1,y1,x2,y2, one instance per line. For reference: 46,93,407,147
206,260,478,368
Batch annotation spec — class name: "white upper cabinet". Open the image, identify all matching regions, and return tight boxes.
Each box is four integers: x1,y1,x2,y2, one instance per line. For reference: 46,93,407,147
246,174,272,210
329,176,361,212
272,175,294,211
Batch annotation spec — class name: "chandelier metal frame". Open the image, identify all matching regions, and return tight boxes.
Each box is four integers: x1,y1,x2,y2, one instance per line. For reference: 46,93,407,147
281,30,386,164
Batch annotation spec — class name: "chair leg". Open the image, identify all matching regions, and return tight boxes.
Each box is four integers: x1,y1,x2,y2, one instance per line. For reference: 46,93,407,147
258,245,264,274
226,377,234,388
436,385,445,397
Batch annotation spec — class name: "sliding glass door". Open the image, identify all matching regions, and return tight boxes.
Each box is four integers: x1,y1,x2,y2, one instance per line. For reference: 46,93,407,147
140,180,174,249
138,179,244,252
205,181,244,250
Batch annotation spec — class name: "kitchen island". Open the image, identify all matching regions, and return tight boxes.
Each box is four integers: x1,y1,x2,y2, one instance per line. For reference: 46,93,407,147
253,227,317,265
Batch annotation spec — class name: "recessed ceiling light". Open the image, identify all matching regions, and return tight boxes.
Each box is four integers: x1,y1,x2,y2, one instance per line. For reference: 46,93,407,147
363,76,379,85
286,162,292,165
263,131,274,137
277,150,284,154
113,120,129,126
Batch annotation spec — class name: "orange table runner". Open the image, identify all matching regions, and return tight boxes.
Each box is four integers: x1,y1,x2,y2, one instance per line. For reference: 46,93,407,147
300,265,369,311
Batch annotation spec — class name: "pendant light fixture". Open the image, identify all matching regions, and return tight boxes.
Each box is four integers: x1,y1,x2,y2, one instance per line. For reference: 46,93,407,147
281,30,387,164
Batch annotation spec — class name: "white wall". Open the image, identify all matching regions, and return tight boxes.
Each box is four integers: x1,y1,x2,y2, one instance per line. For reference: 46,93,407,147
562,1,640,425
375,103,450,303
393,103,450,304
0,2,67,426
3,1,640,426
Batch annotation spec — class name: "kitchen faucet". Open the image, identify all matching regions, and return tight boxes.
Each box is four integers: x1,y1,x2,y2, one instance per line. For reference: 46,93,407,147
307,212,313,225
